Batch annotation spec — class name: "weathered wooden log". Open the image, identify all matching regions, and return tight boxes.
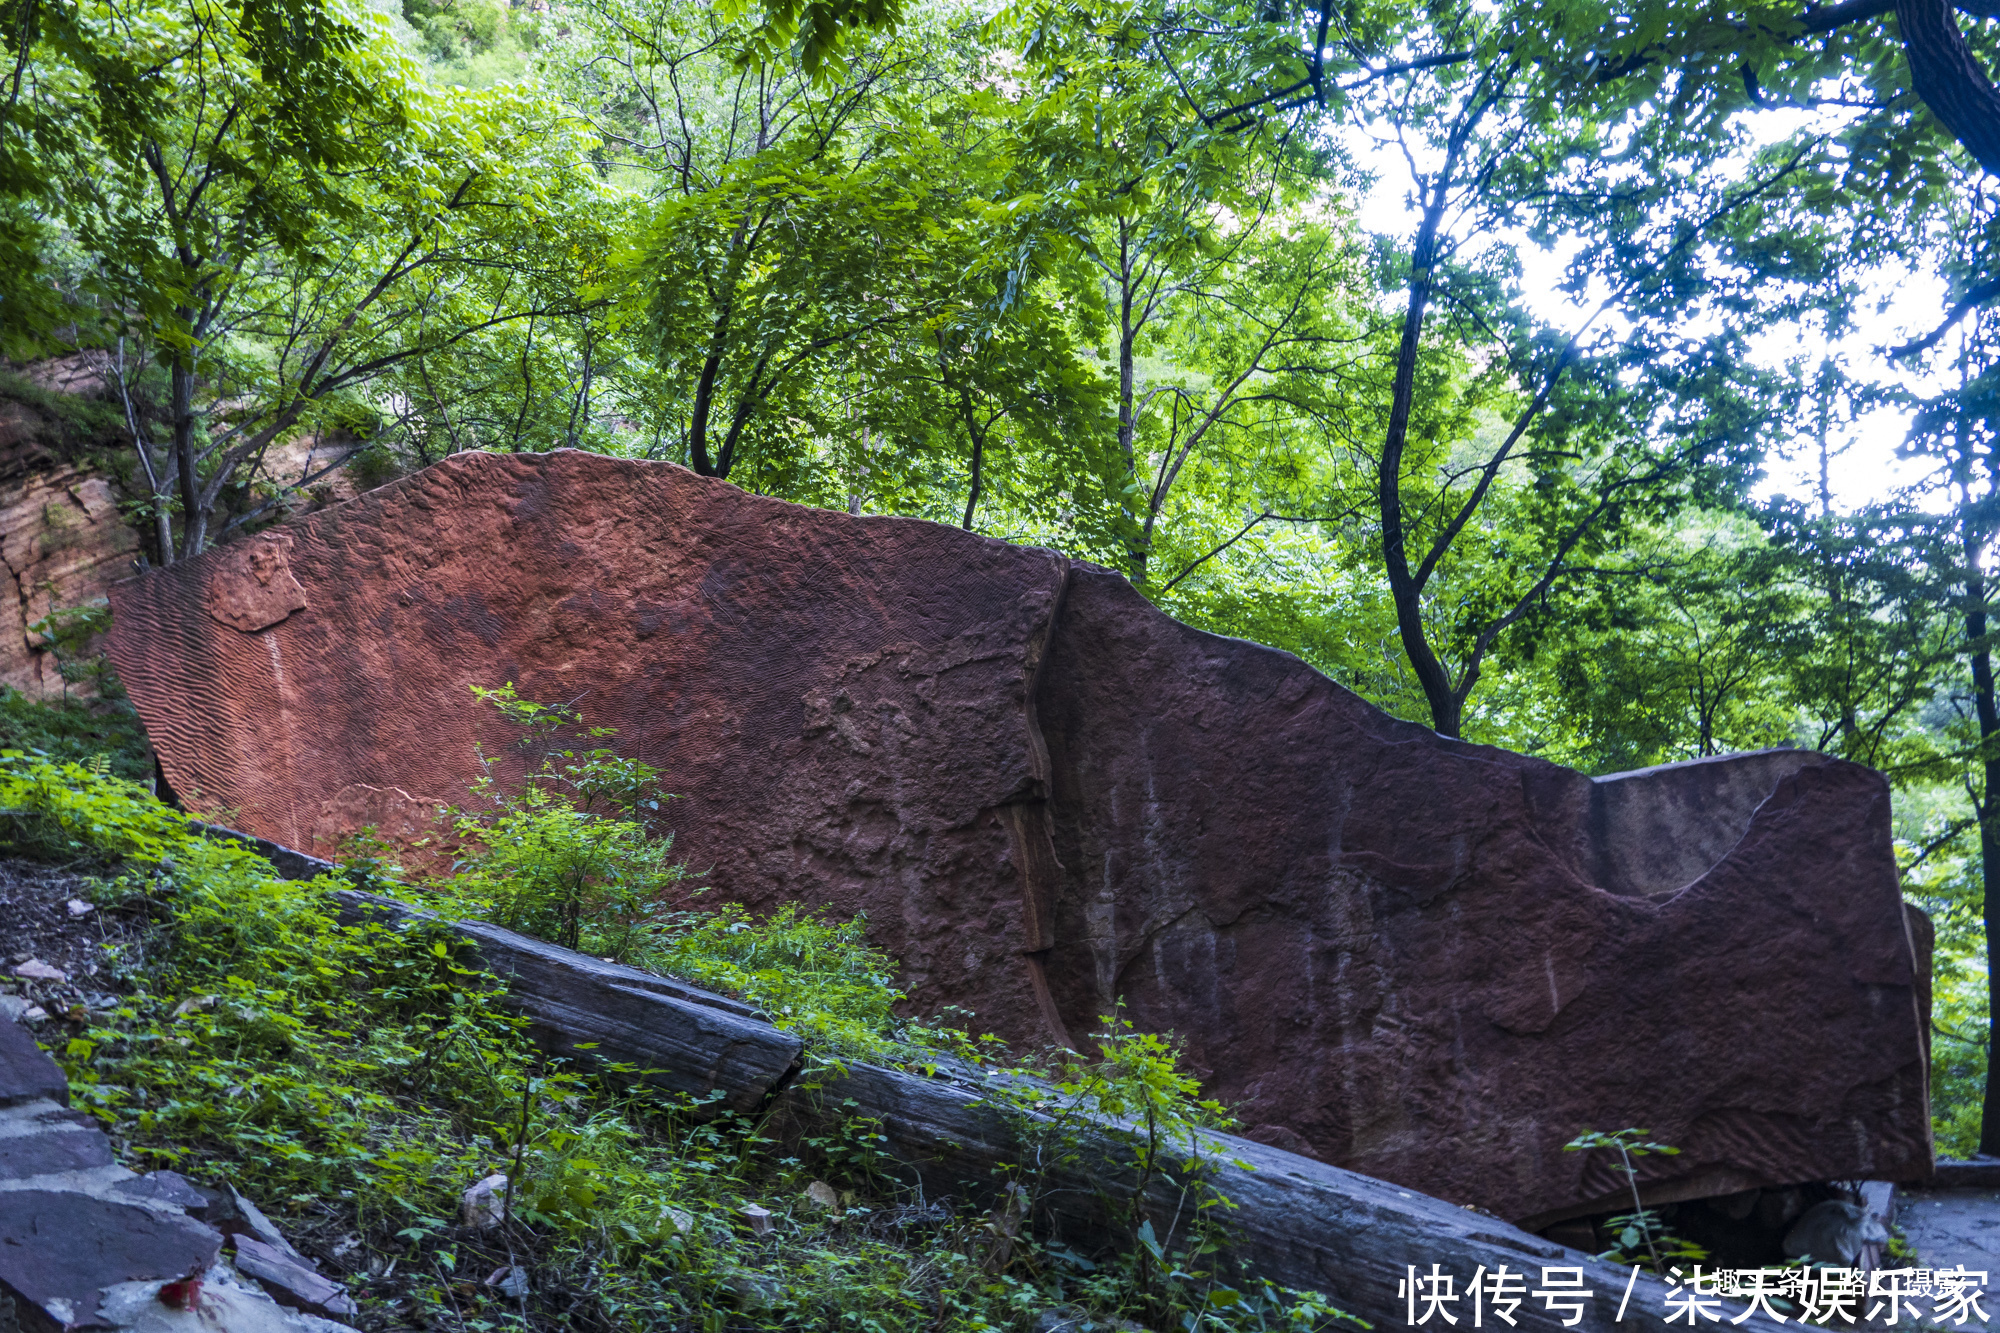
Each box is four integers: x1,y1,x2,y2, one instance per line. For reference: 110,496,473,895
330,890,801,1114
316,882,1730,1332
772,1060,1738,1333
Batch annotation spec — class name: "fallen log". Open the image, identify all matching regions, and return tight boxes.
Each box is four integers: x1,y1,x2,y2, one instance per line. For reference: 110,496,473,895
773,1060,1725,1333
315,883,1728,1331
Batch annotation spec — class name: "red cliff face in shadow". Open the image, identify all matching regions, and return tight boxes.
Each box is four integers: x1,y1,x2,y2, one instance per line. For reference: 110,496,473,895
107,450,1932,1224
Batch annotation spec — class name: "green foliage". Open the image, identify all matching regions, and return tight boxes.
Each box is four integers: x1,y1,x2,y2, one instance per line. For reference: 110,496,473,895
28,601,117,699
435,685,935,1063
436,684,681,954
1,753,527,1220
641,903,918,1061
977,1007,1360,1333
1563,1129,1706,1273
0,750,188,862
0,687,151,784
6,0,609,556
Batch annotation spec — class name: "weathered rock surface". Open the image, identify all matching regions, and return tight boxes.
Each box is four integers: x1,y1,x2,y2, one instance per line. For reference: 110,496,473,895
1,464,139,695
0,1191,222,1329
230,1237,358,1320
1037,567,1931,1225
117,450,1073,1043
109,449,1932,1225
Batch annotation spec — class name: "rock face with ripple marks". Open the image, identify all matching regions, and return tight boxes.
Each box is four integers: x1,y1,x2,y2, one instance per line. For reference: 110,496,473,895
107,449,1932,1225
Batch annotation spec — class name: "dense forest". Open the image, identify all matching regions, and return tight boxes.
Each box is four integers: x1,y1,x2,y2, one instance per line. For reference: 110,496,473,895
4,0,1999,1161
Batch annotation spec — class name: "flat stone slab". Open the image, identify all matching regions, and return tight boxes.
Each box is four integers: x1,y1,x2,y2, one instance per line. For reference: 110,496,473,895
0,1101,114,1180
0,1189,222,1329
1934,1159,2000,1188
114,1171,213,1213
0,1008,68,1107
232,1236,357,1319
1897,1185,2000,1270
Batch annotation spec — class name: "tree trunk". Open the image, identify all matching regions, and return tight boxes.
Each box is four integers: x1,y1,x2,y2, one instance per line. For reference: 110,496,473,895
169,354,204,560
688,322,731,477
1896,0,2000,176
1116,232,1144,584
959,388,985,531
689,213,759,478
1379,184,1463,737
1965,548,2000,1156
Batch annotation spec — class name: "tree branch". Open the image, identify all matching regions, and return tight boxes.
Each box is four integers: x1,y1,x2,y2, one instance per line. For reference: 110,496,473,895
1891,275,2000,358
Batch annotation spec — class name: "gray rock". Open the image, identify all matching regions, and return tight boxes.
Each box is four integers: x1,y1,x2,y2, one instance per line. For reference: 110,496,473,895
231,1236,357,1321
461,1172,508,1230
1782,1199,1889,1266
200,1184,304,1260
0,1190,222,1330
97,1261,344,1333
0,1105,114,1180
0,1008,66,1108
114,1171,213,1214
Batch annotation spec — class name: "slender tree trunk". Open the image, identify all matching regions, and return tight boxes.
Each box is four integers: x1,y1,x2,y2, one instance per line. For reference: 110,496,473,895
689,212,758,477
115,338,177,567
1379,183,1462,737
1116,230,1144,584
169,353,204,560
688,321,731,477
1966,534,2000,1156
958,389,985,531
567,322,594,450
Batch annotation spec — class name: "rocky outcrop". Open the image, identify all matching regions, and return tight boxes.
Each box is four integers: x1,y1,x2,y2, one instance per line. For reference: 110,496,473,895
0,466,139,696
106,449,1933,1225
1035,569,1931,1227
0,355,372,699
0,356,136,697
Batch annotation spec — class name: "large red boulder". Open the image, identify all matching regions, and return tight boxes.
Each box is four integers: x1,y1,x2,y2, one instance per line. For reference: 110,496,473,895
107,450,1931,1224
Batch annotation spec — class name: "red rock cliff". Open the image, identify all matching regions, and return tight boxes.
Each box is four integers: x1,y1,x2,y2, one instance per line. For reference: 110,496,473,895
106,449,1932,1224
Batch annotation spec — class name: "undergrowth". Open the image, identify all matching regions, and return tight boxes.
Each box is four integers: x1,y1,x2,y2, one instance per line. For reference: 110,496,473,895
0,690,1351,1333
0,681,151,782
